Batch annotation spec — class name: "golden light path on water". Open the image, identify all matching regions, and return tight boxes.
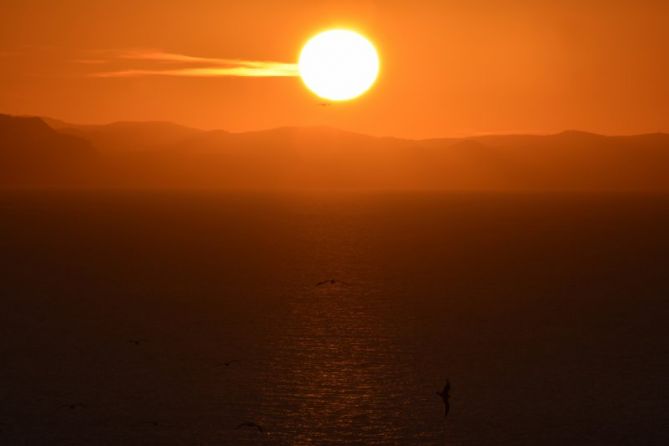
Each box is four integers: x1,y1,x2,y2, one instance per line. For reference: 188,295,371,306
3,193,666,444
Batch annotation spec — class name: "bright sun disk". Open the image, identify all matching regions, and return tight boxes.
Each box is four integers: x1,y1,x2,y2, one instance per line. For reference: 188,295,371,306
298,29,380,102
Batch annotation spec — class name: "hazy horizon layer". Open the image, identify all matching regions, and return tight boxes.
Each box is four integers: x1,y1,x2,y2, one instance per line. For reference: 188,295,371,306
1,190,667,445
2,114,669,192
29,113,669,140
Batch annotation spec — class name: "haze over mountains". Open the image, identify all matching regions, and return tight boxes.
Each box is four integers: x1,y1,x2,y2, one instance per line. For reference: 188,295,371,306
1,113,668,190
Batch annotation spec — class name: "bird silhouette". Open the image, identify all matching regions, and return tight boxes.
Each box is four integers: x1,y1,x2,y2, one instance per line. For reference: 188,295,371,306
127,339,145,346
315,279,336,286
62,403,86,410
436,379,451,418
236,421,264,433
214,360,239,368
315,279,349,287
318,102,332,107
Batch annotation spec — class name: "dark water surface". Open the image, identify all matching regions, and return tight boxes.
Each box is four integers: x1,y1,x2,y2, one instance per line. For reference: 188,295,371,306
1,191,668,445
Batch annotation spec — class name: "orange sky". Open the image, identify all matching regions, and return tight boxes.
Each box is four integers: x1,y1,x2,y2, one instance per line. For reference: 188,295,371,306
1,0,667,138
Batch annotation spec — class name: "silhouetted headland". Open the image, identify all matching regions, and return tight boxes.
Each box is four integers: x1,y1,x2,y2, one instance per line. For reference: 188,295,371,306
1,113,668,191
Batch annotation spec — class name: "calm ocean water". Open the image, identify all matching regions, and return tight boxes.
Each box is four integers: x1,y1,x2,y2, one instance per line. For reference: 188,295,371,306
1,191,668,445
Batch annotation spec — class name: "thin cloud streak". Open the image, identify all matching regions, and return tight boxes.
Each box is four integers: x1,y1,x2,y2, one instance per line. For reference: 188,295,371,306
86,49,299,78
93,66,298,78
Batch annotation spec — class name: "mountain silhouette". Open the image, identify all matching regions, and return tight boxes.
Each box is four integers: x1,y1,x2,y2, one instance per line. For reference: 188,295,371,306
44,118,200,152
2,113,668,190
0,115,94,185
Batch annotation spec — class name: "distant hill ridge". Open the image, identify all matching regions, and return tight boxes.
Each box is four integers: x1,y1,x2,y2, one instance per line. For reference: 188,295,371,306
41,117,201,152
1,113,668,190
0,114,94,185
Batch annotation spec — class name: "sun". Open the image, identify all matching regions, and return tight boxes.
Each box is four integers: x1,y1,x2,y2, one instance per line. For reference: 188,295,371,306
298,29,380,102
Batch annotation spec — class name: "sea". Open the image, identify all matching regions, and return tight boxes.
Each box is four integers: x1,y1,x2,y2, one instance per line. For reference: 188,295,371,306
1,190,667,445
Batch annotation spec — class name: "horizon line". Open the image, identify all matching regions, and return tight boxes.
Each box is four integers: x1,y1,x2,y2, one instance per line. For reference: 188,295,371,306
3,111,668,141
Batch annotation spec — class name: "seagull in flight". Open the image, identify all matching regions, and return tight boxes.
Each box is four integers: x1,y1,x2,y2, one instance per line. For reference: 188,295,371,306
436,379,451,418
315,279,350,287
214,360,239,368
236,421,264,433
62,403,87,410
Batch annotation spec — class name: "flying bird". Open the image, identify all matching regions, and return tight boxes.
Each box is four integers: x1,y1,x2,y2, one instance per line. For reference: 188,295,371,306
316,279,337,286
315,279,349,287
319,102,332,107
62,403,86,410
127,339,145,346
235,421,264,433
215,360,239,368
436,379,451,418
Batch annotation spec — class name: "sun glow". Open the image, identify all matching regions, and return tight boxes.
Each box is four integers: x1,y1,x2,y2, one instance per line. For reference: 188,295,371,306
298,30,380,102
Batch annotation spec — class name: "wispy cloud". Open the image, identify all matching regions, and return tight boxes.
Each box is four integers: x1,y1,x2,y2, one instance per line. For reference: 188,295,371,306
83,49,299,78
